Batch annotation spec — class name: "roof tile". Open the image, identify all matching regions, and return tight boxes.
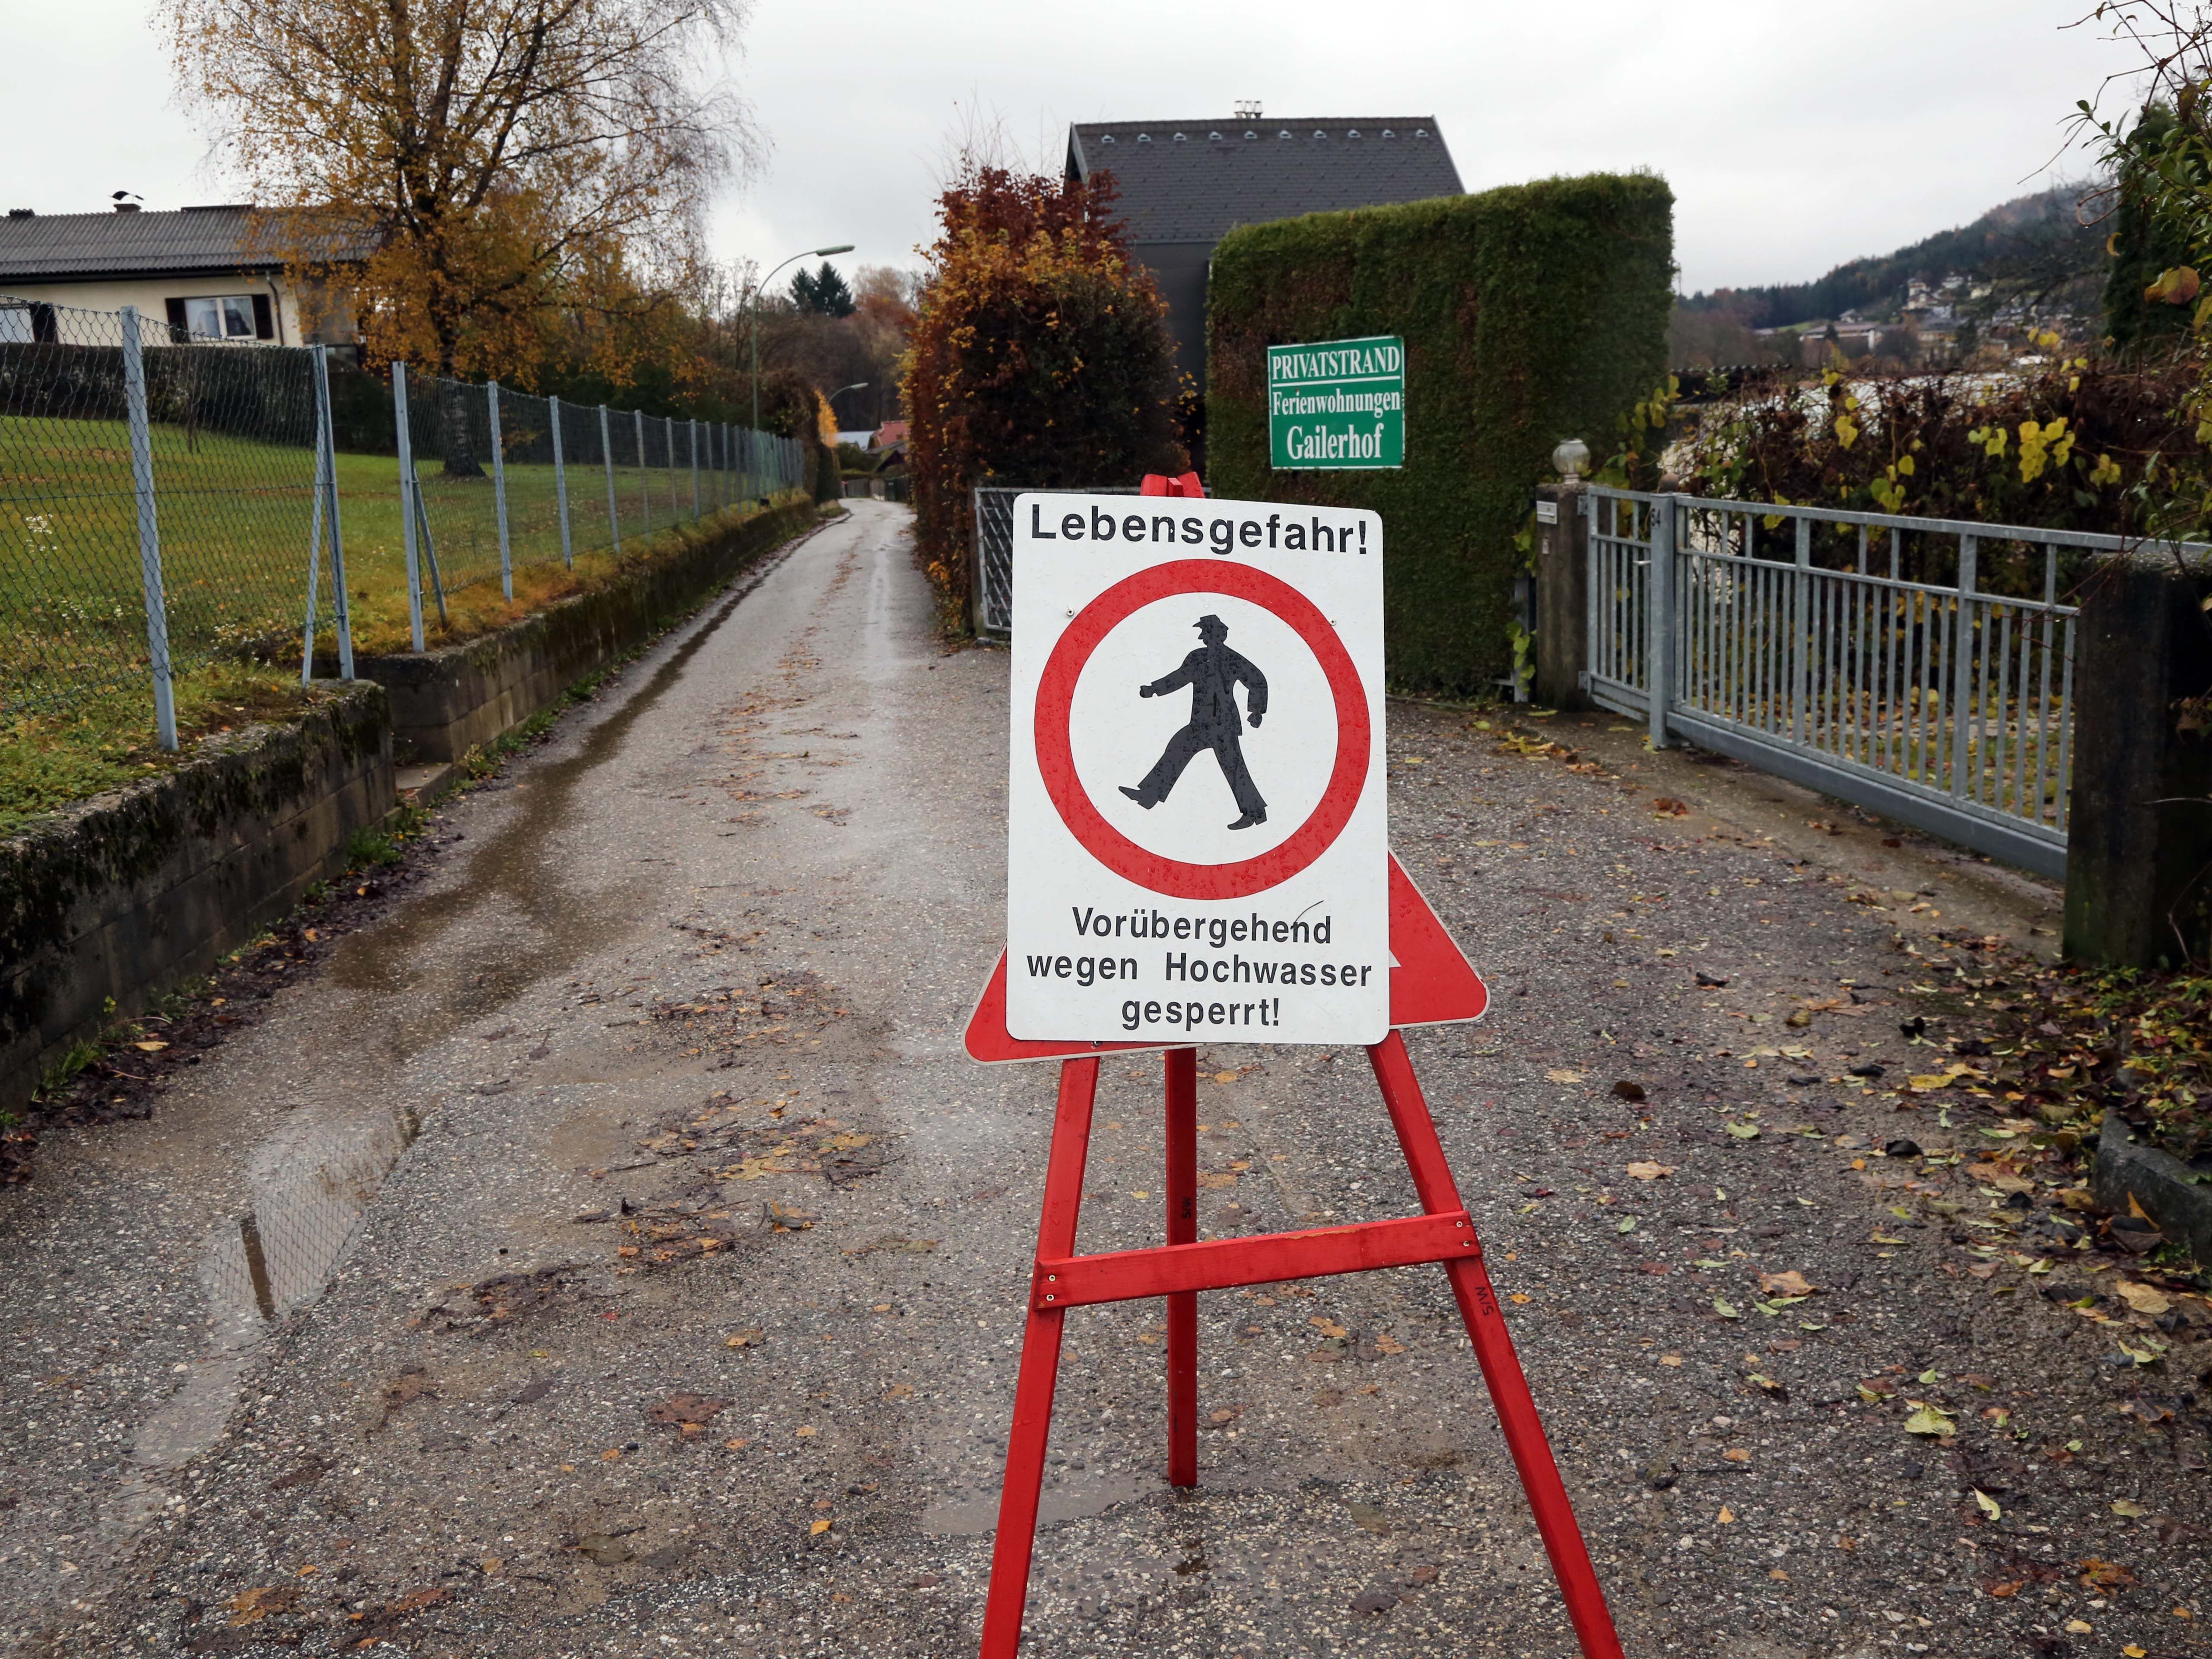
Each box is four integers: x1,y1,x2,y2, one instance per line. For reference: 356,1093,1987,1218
1066,118,1462,243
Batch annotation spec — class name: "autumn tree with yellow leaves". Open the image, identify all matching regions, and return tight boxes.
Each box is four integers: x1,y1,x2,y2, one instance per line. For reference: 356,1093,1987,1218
160,0,756,385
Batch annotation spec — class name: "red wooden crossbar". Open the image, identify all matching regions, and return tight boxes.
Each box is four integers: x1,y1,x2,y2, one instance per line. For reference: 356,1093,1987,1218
975,1033,1627,1659
1032,1209,1475,1309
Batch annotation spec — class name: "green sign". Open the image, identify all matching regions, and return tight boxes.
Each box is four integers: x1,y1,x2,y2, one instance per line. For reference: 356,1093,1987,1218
1267,335,1405,470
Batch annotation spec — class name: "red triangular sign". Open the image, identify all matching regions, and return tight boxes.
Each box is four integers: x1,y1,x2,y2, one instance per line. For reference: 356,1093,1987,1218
963,854,1484,1063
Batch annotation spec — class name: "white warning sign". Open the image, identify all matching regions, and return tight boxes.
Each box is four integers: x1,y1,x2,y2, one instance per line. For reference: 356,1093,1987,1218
1006,493,1387,1046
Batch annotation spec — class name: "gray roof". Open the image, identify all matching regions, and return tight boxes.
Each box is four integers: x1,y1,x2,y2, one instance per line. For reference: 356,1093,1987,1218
0,205,375,284
1065,118,1462,244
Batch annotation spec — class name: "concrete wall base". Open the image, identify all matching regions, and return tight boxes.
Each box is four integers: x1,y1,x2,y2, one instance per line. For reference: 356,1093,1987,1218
1,684,394,1116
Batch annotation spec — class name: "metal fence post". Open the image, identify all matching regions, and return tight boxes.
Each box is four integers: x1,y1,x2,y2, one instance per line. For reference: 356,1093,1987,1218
601,404,621,554
634,408,649,534
394,361,425,651
302,445,324,685
1646,494,1675,749
311,344,354,680
1791,515,1812,745
690,419,701,520
550,394,573,568
1951,534,1979,798
118,305,178,751
488,379,512,600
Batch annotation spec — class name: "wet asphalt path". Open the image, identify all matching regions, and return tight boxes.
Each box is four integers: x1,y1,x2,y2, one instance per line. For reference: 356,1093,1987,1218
3,499,2208,1657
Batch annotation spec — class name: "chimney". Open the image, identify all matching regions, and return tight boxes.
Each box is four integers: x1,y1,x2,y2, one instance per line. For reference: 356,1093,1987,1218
6,209,32,219
114,202,141,213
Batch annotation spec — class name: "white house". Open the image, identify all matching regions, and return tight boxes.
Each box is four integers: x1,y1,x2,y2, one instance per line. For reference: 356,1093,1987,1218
0,203,370,347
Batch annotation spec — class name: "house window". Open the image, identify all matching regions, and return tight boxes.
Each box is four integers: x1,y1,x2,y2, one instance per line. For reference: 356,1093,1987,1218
169,294,273,341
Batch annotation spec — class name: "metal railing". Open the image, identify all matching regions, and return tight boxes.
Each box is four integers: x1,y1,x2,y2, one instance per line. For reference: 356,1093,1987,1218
972,483,1149,636
1581,487,2188,879
0,293,808,747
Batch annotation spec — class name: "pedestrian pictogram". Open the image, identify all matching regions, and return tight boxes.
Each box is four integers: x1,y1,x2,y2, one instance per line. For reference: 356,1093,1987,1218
1122,612,1270,829
1007,490,1386,1046
964,477,1627,1659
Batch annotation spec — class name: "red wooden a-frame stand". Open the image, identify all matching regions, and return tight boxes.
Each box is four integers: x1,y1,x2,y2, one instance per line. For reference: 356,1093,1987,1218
963,858,1626,1659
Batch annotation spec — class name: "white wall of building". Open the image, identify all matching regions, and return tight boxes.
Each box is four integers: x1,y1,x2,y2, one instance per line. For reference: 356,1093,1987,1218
0,273,354,345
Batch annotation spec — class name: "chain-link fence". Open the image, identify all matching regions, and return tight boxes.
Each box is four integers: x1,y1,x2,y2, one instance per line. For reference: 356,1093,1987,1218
391,365,809,647
1,292,813,748
0,297,345,746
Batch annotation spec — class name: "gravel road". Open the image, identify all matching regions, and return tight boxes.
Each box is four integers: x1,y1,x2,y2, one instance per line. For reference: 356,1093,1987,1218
1,500,2205,1658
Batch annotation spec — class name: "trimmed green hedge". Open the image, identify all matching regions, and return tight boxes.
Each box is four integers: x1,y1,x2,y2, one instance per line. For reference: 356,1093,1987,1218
1207,173,1675,692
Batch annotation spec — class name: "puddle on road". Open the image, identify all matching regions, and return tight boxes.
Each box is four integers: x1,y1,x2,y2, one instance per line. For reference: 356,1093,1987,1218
204,1103,425,1341
331,557,794,1065
107,1098,426,1541
107,547,810,1544
921,1472,1156,1537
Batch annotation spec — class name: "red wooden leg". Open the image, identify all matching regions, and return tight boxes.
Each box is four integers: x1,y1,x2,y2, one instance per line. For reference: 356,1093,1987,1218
979,1058,1099,1659
1367,1033,1627,1659
1164,1046,1198,1487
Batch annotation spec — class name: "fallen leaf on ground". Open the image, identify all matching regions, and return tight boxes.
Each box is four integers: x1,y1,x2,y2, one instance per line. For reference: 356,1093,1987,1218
2080,1557,2135,1588
726,1328,764,1348
1310,1316,1349,1340
1627,1161,1675,1181
1974,1490,2002,1519
795,1424,818,1437
1724,1448,1751,1462
2116,1282,2172,1316
648,1392,729,1427
809,1519,832,1536
1758,1270,1816,1297
132,1039,168,1052
2113,1499,2150,1518
1717,1506,1735,1523
228,1587,299,1626
1611,1080,1648,1101
1713,1298,1740,1320
1546,1069,1584,1085
1902,1405,1956,1437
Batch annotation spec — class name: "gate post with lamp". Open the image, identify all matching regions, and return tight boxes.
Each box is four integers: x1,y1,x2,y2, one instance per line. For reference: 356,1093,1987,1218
1535,437,1592,709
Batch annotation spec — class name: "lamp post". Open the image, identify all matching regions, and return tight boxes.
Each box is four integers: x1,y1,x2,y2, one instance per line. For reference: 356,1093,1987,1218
828,381,870,434
751,244,854,434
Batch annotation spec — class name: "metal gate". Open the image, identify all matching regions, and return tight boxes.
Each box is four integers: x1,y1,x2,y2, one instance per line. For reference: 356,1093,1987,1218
973,484,1147,636
1579,488,2153,880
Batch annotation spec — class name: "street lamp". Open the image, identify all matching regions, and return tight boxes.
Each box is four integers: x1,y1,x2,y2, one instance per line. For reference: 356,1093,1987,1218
828,381,870,433
751,244,855,433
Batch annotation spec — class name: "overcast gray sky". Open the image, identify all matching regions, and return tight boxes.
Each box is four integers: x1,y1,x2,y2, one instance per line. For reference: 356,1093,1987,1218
3,0,2143,296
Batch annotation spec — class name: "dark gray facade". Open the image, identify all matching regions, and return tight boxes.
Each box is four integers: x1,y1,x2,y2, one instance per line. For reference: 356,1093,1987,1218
1064,118,1464,394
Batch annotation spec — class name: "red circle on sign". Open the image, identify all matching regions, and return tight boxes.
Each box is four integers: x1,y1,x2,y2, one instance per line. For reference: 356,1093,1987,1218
1034,559,1370,900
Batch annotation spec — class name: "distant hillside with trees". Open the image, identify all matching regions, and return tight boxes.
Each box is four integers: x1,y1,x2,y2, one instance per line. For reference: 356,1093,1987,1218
1679,184,2105,331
